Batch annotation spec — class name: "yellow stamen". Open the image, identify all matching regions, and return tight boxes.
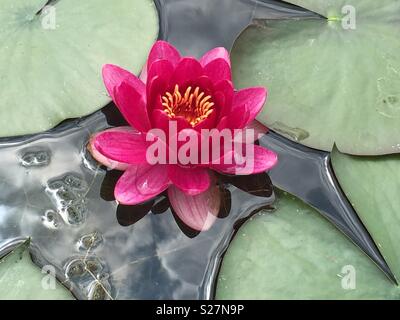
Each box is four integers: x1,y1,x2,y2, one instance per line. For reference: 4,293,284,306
161,84,215,127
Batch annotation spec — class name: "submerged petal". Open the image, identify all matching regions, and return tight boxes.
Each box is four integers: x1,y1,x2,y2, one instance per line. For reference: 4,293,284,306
168,182,220,231
115,164,170,205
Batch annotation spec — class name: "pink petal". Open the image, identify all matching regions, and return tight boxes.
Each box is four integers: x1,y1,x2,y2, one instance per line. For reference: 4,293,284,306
232,105,251,129
88,127,133,171
114,82,151,132
217,104,250,130
139,61,148,83
241,120,269,143
152,127,208,167
102,64,145,101
151,109,190,136
147,59,174,85
212,92,225,121
232,128,260,145
147,75,168,104
193,108,217,131
214,80,234,118
172,128,203,165
199,126,236,165
233,87,267,126
168,165,211,196
211,144,278,175
151,109,171,137
170,57,204,88
93,130,150,164
147,75,168,114
147,41,181,71
115,164,170,205
200,47,231,67
203,58,231,83
168,183,220,231
194,76,214,95
151,105,171,136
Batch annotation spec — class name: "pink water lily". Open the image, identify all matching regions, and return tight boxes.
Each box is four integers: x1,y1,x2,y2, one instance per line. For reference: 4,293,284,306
89,41,278,231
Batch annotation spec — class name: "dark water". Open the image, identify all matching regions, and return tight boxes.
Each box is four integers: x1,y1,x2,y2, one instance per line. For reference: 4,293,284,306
0,0,395,300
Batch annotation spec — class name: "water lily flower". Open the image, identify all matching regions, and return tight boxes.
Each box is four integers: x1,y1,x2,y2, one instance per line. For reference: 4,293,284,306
89,41,277,231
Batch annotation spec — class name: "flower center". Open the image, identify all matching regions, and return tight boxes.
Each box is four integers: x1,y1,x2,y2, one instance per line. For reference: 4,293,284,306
162,85,214,127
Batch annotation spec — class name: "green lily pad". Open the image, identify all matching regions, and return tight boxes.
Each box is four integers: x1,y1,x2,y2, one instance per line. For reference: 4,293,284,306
286,0,399,18
0,241,74,300
216,190,399,299
231,0,400,155
331,147,400,283
0,0,158,137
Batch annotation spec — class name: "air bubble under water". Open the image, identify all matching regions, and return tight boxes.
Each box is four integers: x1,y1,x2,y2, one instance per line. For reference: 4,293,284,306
19,150,50,167
78,231,103,251
46,174,89,226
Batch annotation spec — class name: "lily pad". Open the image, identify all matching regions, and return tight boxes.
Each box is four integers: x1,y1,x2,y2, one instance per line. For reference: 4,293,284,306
216,190,399,299
331,147,400,283
0,241,74,300
0,0,158,137
231,0,400,155
285,0,399,18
